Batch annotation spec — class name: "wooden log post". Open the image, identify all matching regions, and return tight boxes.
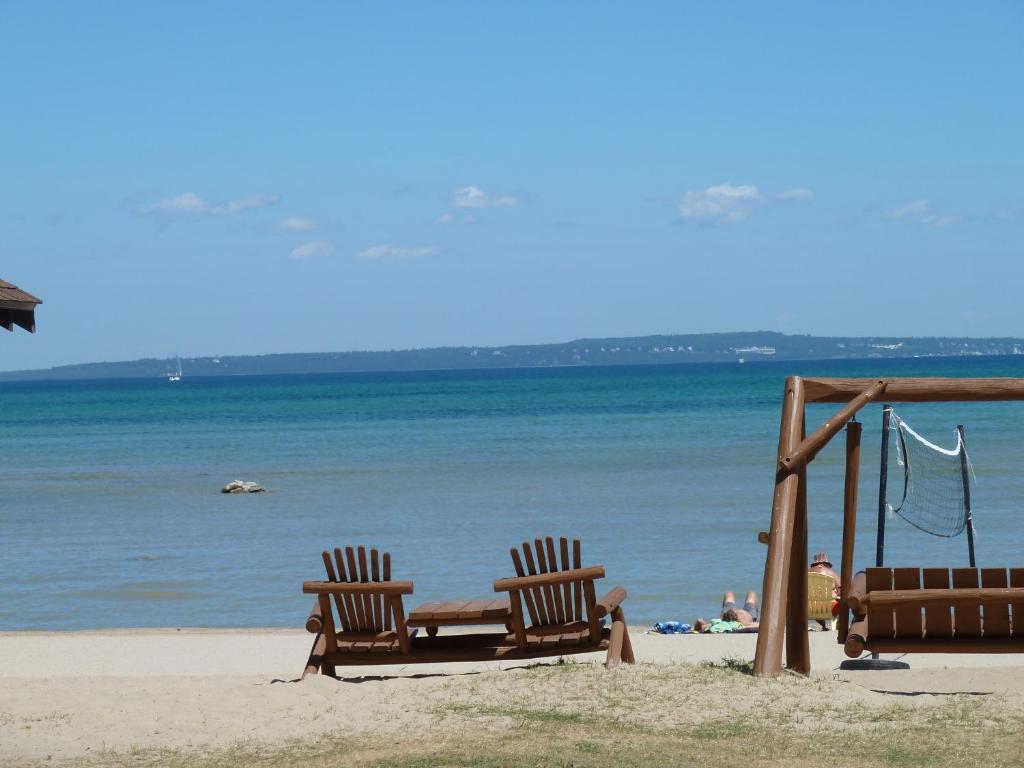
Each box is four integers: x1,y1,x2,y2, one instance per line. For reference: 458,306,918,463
801,377,1024,403
318,593,337,677
607,619,624,668
508,590,529,649
786,411,810,674
838,420,862,643
612,606,635,664
753,376,806,677
302,631,326,679
780,380,885,470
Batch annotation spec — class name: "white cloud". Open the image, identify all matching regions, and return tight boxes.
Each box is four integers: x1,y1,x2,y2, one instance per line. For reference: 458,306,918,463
992,205,1024,223
357,244,439,261
886,199,962,228
217,194,276,214
923,215,962,228
776,188,814,202
280,216,316,231
435,212,476,225
452,185,519,209
142,192,277,216
289,240,333,260
145,192,209,214
678,183,761,224
887,199,930,220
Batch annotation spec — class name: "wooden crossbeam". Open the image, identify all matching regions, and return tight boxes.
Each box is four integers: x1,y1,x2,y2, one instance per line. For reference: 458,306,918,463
780,380,885,470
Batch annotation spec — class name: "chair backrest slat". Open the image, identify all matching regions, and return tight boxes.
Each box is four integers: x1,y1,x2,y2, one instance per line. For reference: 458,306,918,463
511,548,541,625
357,546,373,631
522,543,551,624
1010,568,1024,637
981,568,1011,637
922,567,953,638
533,538,559,623
545,537,566,623
371,548,382,631
344,547,366,630
952,568,981,638
322,550,352,632
383,552,393,631
572,538,583,621
559,537,573,622
892,568,922,638
865,568,895,639
334,547,359,632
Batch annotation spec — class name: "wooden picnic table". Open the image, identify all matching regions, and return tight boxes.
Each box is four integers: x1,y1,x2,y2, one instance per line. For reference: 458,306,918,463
407,598,511,637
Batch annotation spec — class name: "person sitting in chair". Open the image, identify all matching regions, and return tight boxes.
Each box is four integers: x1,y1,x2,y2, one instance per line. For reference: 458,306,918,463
809,552,841,629
810,552,840,593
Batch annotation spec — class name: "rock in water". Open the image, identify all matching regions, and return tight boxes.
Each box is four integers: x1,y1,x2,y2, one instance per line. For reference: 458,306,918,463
221,479,266,494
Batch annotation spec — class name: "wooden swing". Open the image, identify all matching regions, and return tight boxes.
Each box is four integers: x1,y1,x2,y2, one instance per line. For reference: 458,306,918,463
753,377,1024,677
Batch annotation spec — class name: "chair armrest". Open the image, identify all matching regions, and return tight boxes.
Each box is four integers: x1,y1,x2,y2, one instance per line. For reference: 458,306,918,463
846,571,867,616
303,580,414,595
845,617,869,657
306,597,323,633
595,586,627,618
493,566,606,592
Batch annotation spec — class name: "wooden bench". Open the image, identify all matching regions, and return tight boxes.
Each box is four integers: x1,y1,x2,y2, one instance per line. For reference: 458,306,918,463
302,538,635,677
844,566,1024,657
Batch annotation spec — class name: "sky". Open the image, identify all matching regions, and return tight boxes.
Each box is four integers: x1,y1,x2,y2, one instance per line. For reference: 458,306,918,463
2,2,1023,370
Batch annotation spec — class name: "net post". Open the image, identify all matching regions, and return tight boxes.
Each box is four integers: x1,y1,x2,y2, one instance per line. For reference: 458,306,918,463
877,405,891,568
957,425,977,568
873,404,891,663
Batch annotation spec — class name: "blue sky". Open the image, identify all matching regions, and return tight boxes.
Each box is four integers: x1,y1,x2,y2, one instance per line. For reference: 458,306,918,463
2,2,1022,369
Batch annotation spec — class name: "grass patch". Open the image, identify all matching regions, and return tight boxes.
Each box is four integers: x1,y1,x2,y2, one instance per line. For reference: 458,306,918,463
699,656,755,675
12,661,1024,768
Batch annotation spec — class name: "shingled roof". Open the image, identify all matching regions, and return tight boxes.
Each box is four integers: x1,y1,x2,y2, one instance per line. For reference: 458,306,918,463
0,279,43,333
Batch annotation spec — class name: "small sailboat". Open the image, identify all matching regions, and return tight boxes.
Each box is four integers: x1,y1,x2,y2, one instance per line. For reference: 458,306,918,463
168,357,183,382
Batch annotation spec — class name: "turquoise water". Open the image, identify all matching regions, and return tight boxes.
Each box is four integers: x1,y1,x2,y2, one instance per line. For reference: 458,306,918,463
4,357,1024,630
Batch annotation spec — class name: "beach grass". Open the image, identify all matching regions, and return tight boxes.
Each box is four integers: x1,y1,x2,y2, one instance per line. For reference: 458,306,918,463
19,659,1024,768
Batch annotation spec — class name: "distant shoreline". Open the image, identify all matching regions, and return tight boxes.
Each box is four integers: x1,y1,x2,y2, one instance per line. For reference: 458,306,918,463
3,352,1024,387
4,330,1024,383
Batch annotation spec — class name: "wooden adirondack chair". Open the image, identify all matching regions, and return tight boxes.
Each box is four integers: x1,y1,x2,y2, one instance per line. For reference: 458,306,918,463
492,536,635,668
302,545,415,677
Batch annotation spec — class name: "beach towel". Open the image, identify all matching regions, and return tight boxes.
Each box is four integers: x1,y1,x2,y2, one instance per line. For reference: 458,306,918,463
706,619,743,633
651,621,691,634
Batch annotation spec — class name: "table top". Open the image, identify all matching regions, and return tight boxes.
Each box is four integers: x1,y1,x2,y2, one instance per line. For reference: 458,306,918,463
408,598,510,624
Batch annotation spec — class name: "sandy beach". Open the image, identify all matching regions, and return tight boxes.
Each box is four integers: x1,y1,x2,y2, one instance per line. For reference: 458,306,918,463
4,627,1024,767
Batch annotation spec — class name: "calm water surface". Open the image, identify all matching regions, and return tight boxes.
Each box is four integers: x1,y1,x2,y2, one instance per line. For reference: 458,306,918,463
4,357,1024,629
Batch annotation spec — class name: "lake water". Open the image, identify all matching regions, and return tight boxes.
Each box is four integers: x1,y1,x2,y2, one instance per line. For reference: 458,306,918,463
4,356,1024,630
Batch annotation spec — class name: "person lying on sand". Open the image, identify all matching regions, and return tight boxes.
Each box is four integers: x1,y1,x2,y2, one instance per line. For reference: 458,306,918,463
693,591,759,633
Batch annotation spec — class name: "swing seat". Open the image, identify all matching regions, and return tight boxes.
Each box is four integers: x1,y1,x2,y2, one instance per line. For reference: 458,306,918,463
844,567,1024,657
